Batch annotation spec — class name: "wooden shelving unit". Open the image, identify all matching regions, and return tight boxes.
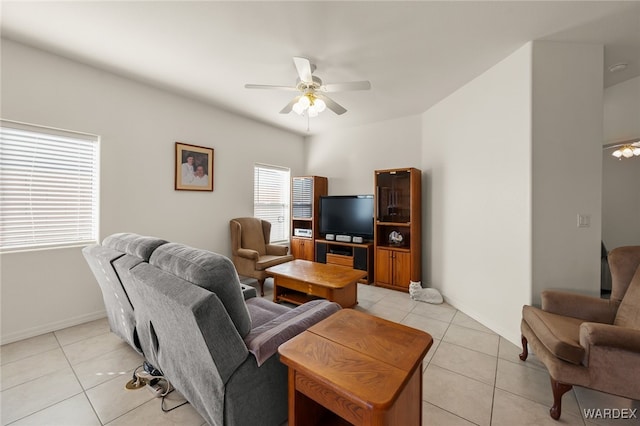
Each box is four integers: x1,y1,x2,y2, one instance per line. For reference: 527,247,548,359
374,167,421,291
290,176,327,261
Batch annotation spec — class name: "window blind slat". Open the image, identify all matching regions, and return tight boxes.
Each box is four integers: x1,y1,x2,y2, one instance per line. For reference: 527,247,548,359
0,120,100,252
254,164,290,243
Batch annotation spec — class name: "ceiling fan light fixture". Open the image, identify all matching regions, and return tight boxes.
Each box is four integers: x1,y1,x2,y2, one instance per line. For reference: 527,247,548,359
314,98,326,112
292,102,305,115
298,95,311,109
610,143,640,159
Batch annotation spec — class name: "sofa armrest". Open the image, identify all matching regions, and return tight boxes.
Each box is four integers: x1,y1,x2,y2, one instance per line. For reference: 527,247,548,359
236,248,259,260
541,290,618,323
265,244,288,256
240,284,257,300
244,300,341,366
580,322,640,352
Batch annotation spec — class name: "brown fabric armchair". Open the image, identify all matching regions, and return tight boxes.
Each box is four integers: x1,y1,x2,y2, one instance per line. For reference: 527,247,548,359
230,217,293,296
520,246,640,420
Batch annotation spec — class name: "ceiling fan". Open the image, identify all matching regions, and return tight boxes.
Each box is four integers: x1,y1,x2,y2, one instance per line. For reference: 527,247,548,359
245,57,371,117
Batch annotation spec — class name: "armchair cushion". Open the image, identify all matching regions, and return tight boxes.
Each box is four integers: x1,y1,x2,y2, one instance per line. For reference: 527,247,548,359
255,254,294,271
266,244,289,256
522,306,585,365
237,218,267,255
244,300,341,366
614,267,640,329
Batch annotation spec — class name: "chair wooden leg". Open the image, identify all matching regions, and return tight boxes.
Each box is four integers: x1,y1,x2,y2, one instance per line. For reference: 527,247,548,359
519,335,528,361
258,278,265,297
549,378,572,420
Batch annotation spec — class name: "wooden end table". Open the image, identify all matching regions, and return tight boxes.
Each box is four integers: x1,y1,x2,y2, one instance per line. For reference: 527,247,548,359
278,309,433,426
266,259,366,308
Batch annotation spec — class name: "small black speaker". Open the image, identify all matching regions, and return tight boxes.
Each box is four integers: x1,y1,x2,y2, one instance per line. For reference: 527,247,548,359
316,242,327,263
354,247,368,271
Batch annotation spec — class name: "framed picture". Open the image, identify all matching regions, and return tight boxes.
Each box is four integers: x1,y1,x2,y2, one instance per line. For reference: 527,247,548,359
175,142,214,191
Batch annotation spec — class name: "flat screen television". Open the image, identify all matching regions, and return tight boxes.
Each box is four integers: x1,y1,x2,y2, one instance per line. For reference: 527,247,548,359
319,195,374,240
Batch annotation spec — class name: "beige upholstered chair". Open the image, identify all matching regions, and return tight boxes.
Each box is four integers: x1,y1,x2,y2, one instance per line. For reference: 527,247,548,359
230,217,293,296
520,246,640,420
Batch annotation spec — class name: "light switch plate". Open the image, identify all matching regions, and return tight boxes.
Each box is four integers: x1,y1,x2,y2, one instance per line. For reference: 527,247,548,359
577,214,591,228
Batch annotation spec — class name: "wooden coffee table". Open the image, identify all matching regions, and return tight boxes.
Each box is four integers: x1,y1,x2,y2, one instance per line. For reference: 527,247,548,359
278,309,433,426
266,259,366,308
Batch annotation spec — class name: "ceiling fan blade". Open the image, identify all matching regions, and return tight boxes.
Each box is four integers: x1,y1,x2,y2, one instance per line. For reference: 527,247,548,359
293,57,313,84
280,96,301,114
245,84,298,91
321,81,371,92
317,94,347,115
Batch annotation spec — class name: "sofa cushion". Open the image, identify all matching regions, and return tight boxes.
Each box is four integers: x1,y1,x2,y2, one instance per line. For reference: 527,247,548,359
614,267,640,329
246,297,290,328
244,300,341,366
102,233,167,261
149,243,252,337
522,305,585,365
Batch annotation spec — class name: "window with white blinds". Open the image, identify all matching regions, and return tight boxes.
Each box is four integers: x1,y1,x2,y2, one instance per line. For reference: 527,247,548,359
254,163,290,243
0,120,100,252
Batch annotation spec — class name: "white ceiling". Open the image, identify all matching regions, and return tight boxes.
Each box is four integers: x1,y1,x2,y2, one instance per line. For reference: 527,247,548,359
2,1,639,135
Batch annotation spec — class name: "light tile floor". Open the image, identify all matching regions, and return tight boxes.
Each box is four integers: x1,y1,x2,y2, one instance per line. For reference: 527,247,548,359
2,279,638,425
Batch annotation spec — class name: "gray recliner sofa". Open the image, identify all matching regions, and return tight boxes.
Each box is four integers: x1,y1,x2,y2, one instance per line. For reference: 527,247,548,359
83,233,341,426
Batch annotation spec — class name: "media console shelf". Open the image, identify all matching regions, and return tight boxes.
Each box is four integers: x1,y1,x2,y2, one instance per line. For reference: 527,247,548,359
315,239,374,284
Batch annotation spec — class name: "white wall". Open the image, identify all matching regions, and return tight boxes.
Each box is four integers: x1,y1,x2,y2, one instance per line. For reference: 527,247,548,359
0,39,305,343
602,76,640,250
305,115,422,195
421,44,533,345
531,41,603,302
603,76,640,143
602,152,640,249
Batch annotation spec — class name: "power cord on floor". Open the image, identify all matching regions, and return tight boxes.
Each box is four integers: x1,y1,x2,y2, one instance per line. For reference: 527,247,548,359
125,363,190,412
161,388,189,412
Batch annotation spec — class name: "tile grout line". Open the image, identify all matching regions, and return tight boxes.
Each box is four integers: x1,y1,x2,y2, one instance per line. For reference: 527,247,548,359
54,329,106,426
421,307,486,425
488,337,502,425
2,333,96,425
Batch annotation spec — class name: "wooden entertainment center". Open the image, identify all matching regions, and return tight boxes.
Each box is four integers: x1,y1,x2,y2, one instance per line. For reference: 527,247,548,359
315,239,374,284
290,167,421,292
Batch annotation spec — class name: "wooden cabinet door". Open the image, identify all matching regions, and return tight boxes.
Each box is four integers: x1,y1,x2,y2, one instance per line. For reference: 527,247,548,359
393,251,412,289
300,239,314,260
291,238,304,259
375,248,393,286
291,238,314,261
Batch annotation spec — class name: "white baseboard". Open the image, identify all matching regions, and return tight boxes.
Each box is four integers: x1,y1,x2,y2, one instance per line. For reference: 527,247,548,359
1,310,107,345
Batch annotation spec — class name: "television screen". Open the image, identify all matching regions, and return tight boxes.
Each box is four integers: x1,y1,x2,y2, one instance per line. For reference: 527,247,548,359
319,195,374,240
